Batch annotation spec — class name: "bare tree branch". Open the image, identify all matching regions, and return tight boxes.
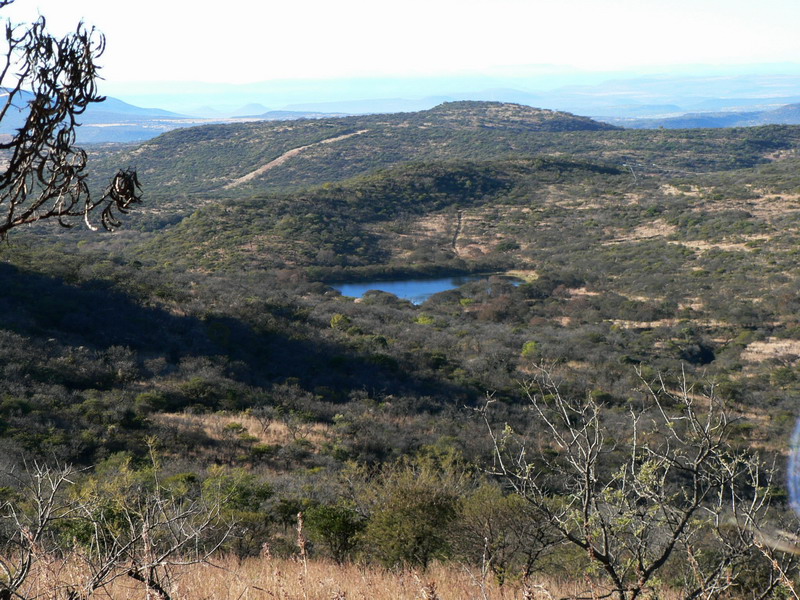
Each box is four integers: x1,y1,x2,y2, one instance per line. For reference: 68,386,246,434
484,364,794,600
0,5,140,239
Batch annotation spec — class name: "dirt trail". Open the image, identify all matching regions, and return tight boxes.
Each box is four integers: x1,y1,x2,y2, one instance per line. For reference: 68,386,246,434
223,129,368,189
452,210,464,256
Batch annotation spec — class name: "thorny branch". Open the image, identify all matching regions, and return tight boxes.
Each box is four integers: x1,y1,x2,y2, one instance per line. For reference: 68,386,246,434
0,2,140,239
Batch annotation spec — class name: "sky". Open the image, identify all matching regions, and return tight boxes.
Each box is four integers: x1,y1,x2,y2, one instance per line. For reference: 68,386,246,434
3,0,800,92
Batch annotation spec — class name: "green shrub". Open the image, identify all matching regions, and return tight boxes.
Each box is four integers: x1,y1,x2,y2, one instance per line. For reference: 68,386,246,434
305,504,365,563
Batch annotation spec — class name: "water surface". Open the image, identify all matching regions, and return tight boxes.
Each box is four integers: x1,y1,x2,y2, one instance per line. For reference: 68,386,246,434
332,275,487,305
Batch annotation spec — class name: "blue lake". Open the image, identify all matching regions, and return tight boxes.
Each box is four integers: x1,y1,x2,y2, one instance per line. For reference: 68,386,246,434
332,275,488,305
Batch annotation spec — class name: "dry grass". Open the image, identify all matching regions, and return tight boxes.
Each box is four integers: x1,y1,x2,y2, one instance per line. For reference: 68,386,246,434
667,237,768,253
611,316,727,330
506,269,538,282
695,191,800,223
375,207,519,261
11,555,676,600
603,220,677,245
566,287,600,297
741,337,800,363
661,184,702,197
610,318,680,329
154,411,330,447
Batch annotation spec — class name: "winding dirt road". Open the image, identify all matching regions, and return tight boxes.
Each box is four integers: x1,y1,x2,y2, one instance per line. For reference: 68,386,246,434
223,129,369,190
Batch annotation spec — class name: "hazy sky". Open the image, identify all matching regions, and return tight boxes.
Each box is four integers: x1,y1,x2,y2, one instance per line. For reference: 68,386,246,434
3,0,800,87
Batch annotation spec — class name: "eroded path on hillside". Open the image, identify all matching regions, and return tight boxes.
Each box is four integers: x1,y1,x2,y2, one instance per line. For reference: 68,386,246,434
223,129,369,189
452,210,464,256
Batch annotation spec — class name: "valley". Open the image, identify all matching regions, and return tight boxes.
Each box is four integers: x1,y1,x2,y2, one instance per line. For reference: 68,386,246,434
4,100,800,596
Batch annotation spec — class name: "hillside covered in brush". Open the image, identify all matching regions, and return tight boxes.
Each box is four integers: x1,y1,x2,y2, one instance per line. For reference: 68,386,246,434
133,156,623,275
5,101,800,588
92,101,618,195
84,101,800,234
11,102,800,462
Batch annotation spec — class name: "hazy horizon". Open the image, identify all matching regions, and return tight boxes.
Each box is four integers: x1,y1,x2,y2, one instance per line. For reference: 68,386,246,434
3,0,799,90
94,64,800,118
4,1,800,120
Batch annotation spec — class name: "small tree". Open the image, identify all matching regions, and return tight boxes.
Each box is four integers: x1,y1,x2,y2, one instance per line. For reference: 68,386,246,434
67,450,233,600
483,365,796,600
452,481,558,584
305,503,364,564
0,1,141,238
357,451,467,569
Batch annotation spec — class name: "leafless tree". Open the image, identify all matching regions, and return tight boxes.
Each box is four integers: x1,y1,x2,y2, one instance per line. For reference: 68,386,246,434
0,450,233,600
482,365,797,600
0,1,141,238
0,461,81,600
65,447,233,600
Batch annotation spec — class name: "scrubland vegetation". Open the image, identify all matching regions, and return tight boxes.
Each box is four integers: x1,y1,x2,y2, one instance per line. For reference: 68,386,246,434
3,102,800,597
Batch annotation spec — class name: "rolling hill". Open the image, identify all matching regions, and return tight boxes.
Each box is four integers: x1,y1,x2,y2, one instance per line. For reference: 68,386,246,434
90,100,800,209
93,102,617,195
132,156,623,275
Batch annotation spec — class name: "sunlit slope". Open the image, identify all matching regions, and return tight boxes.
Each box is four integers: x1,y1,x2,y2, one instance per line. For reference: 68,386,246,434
102,102,620,195
132,156,624,274
93,102,800,207
132,147,800,295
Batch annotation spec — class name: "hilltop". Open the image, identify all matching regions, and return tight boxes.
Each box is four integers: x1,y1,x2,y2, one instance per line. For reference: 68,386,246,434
90,100,800,210
419,101,618,131
95,101,618,196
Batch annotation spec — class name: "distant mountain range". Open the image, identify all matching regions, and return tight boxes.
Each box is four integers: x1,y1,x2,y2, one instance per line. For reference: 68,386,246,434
101,65,800,114
243,110,350,120
0,92,199,143
73,97,199,143
0,91,351,143
4,67,800,143
601,103,800,129
79,97,184,122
